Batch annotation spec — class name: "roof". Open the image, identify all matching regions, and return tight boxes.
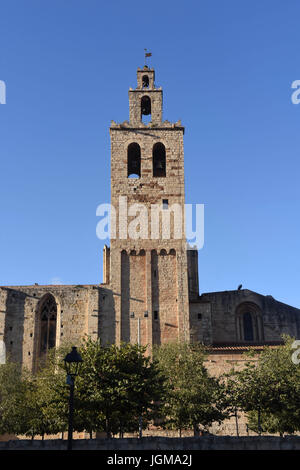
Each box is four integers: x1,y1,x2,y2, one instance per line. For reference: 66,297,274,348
206,341,283,353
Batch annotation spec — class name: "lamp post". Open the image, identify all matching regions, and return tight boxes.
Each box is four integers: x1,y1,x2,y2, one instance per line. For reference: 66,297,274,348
64,346,83,451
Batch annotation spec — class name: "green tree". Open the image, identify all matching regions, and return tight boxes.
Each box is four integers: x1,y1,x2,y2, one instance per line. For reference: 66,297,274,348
227,335,300,435
1,340,166,439
155,342,228,436
75,338,166,437
0,361,24,436
246,408,297,436
31,349,69,438
0,353,69,439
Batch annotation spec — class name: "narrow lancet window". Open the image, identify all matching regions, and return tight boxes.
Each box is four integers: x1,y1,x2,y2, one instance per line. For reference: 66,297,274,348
243,312,254,341
39,294,57,360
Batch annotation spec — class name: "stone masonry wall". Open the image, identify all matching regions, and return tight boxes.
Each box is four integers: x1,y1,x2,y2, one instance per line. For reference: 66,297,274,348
0,284,113,369
1,436,300,450
205,351,258,435
200,289,300,344
108,67,190,347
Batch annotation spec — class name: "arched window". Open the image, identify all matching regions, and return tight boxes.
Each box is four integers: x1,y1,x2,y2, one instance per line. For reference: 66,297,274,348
128,143,141,178
39,294,57,359
142,75,149,88
153,142,166,177
236,302,264,342
141,96,151,117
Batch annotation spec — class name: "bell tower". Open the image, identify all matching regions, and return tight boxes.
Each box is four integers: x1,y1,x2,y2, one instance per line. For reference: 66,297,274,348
108,66,190,348
128,67,162,125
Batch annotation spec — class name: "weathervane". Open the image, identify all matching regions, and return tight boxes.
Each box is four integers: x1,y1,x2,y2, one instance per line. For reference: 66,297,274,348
144,49,152,66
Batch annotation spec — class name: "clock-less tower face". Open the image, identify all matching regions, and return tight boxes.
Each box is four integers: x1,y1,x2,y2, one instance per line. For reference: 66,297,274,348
108,66,190,348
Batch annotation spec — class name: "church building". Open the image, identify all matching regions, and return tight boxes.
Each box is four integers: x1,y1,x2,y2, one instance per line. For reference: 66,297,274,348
1,66,299,389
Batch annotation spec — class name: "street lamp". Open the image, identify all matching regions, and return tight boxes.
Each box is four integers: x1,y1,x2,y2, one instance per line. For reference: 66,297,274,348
64,346,83,451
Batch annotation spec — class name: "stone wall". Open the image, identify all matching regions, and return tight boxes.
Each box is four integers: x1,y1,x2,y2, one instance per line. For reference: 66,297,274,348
199,289,300,344
0,284,113,368
205,351,258,435
189,300,212,344
1,436,300,450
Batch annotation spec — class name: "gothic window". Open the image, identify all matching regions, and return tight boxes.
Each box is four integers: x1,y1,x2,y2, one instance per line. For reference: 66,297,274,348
142,75,149,88
128,143,141,178
39,294,57,359
236,302,264,342
153,143,166,177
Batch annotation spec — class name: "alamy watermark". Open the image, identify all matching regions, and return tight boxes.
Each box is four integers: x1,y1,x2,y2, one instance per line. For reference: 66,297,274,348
291,80,300,104
0,80,6,104
0,340,6,364
96,197,204,249
291,340,300,364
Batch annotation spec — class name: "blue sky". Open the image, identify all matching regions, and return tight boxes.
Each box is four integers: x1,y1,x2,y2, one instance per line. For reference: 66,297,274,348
0,1,299,308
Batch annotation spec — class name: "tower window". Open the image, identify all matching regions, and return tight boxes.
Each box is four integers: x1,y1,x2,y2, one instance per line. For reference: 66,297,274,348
154,311,159,320
162,199,168,209
197,313,202,320
128,143,141,178
153,143,166,177
142,75,149,88
141,95,151,122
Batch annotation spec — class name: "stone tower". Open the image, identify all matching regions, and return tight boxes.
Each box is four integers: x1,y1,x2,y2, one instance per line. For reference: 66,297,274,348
107,66,190,348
